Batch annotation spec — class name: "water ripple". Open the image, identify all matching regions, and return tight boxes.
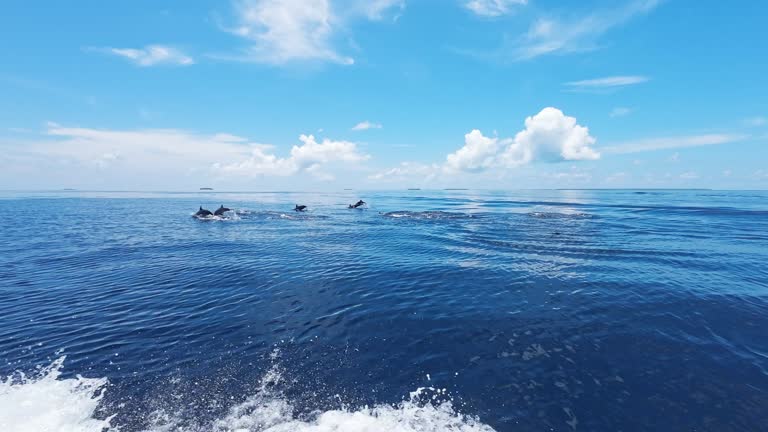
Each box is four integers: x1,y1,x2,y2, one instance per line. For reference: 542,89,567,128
1,190,767,431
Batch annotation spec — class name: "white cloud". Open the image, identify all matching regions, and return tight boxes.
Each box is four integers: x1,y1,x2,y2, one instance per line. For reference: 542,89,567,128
375,107,599,180
361,0,406,20
566,76,649,90
464,0,527,17
218,134,369,177
445,129,499,173
352,120,383,131
225,0,352,65
98,45,194,66
722,169,732,177
602,133,748,154
514,0,661,59
501,107,600,166
610,107,633,117
221,0,404,65
2,124,367,188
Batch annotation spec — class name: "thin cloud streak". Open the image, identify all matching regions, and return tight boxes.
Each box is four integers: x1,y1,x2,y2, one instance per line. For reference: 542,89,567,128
602,133,748,154
351,121,383,131
744,116,767,127
91,45,194,66
464,0,528,17
610,107,633,117
566,76,649,89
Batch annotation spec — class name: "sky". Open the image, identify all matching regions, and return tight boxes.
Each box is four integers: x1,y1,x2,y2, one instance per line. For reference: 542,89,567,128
0,0,766,191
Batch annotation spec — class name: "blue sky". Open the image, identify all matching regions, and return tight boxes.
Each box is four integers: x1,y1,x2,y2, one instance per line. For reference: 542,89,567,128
1,0,766,190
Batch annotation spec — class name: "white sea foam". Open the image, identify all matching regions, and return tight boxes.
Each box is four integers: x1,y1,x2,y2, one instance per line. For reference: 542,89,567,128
207,398,496,432
0,356,113,432
1,358,496,432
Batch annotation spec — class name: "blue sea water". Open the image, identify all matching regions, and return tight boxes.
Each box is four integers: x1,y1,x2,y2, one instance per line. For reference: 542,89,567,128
1,189,767,431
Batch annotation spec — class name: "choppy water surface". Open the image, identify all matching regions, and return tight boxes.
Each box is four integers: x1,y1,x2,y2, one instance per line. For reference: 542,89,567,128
1,189,767,431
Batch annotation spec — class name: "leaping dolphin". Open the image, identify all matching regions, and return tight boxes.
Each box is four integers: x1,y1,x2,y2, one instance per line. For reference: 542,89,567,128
294,205,307,212
194,206,213,217
213,205,231,216
348,200,366,209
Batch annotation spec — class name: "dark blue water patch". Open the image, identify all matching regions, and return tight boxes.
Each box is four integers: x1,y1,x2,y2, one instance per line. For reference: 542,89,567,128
1,190,768,431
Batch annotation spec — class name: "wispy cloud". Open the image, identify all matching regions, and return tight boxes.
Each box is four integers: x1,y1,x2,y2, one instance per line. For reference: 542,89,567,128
547,166,593,183
93,45,194,66
219,0,403,65
222,0,352,65
369,162,439,181
361,0,406,20
514,0,662,60
0,123,368,188
602,133,748,154
351,120,383,131
610,107,633,117
744,116,767,127
566,76,649,90
464,0,527,17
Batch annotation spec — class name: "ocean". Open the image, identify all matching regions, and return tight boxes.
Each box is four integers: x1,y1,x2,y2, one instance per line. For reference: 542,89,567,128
1,189,767,431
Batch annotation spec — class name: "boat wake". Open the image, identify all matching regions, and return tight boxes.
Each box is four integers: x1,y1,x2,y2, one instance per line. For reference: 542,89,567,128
0,357,496,432
0,356,113,432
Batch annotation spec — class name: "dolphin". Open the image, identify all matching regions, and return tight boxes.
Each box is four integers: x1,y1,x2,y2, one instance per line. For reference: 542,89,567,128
194,206,213,217
213,205,231,216
348,200,366,209
294,205,307,212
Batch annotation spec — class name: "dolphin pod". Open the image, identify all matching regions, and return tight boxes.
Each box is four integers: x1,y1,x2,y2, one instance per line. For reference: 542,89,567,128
194,205,231,219
195,200,367,219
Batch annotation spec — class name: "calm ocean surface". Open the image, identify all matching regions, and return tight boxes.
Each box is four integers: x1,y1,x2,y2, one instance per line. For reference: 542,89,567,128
1,189,767,432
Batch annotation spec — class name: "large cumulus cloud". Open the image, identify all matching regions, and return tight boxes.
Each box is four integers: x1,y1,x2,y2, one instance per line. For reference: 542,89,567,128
443,107,600,174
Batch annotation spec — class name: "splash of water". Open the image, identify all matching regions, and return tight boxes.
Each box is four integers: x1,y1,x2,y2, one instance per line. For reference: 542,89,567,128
1,357,496,432
0,356,113,432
